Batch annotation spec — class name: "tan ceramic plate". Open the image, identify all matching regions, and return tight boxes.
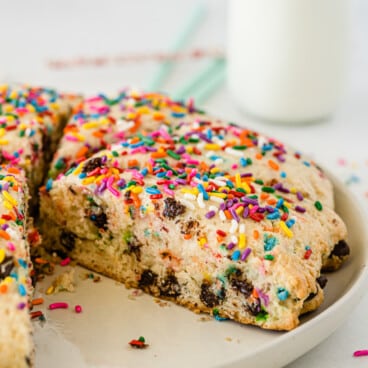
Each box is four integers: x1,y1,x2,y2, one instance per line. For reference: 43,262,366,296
34,172,368,368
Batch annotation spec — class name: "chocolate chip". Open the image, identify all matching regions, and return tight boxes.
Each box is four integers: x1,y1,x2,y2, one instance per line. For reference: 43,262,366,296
90,212,108,230
159,274,181,298
180,219,199,235
305,292,317,301
306,276,328,301
317,275,328,289
246,298,261,316
330,240,350,258
139,270,158,288
0,256,14,281
230,274,253,298
82,157,104,173
60,230,76,251
54,248,68,259
200,281,221,308
68,186,77,195
124,234,142,261
162,198,186,219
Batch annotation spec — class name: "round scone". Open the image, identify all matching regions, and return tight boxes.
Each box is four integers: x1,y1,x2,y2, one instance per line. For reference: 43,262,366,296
39,117,348,331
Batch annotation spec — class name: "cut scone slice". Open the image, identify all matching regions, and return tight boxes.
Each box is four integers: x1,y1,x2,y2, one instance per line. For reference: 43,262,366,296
0,166,34,368
49,89,207,178
40,144,347,331
0,85,78,206
52,115,346,270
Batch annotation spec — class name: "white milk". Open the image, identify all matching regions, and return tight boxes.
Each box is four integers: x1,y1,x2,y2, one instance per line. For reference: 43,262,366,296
227,0,350,124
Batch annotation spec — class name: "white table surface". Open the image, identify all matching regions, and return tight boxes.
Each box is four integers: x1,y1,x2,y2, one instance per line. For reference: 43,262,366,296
2,0,368,367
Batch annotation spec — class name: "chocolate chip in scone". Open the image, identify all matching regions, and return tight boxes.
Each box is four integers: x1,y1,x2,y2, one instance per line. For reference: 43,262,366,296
305,276,328,302
231,277,254,298
54,248,68,259
159,274,181,298
68,186,77,195
124,233,143,261
305,292,317,302
139,270,158,288
60,230,76,251
317,275,328,289
330,240,350,258
82,157,104,173
200,281,222,308
90,212,108,230
0,255,14,281
246,297,261,316
180,219,199,235
162,198,186,219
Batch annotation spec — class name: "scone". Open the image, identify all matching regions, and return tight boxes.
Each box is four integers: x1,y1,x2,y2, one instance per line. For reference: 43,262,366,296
0,84,78,368
0,85,77,207
48,89,207,179
0,166,33,368
48,95,348,270
39,120,347,330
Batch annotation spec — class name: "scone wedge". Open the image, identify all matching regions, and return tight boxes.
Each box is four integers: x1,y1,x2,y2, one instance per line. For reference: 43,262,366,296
40,126,347,330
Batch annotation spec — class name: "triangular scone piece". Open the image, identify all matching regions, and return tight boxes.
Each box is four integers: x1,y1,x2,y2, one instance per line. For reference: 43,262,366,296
0,85,78,206
49,89,335,213
48,113,345,268
40,140,347,330
0,166,34,368
48,89,207,178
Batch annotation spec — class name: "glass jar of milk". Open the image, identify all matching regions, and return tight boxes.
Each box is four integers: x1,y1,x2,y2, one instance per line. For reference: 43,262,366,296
227,0,350,124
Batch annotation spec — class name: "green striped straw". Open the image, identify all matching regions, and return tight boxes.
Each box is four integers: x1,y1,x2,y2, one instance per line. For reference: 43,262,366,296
146,3,206,92
172,58,226,103
192,63,226,105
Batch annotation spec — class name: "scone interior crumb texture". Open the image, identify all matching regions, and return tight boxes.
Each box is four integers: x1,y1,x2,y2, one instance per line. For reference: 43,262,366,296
0,85,350,367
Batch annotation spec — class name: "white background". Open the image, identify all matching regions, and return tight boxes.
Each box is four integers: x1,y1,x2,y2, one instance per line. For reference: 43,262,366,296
1,1,368,367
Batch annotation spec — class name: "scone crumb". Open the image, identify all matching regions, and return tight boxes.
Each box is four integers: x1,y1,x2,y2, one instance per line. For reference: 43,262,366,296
198,316,212,322
50,269,76,293
154,298,170,307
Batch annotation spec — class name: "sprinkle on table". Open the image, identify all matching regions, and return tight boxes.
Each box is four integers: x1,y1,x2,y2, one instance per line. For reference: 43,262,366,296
60,257,71,266
31,298,44,306
129,336,149,349
30,311,44,320
49,302,69,310
75,305,83,313
353,350,368,357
